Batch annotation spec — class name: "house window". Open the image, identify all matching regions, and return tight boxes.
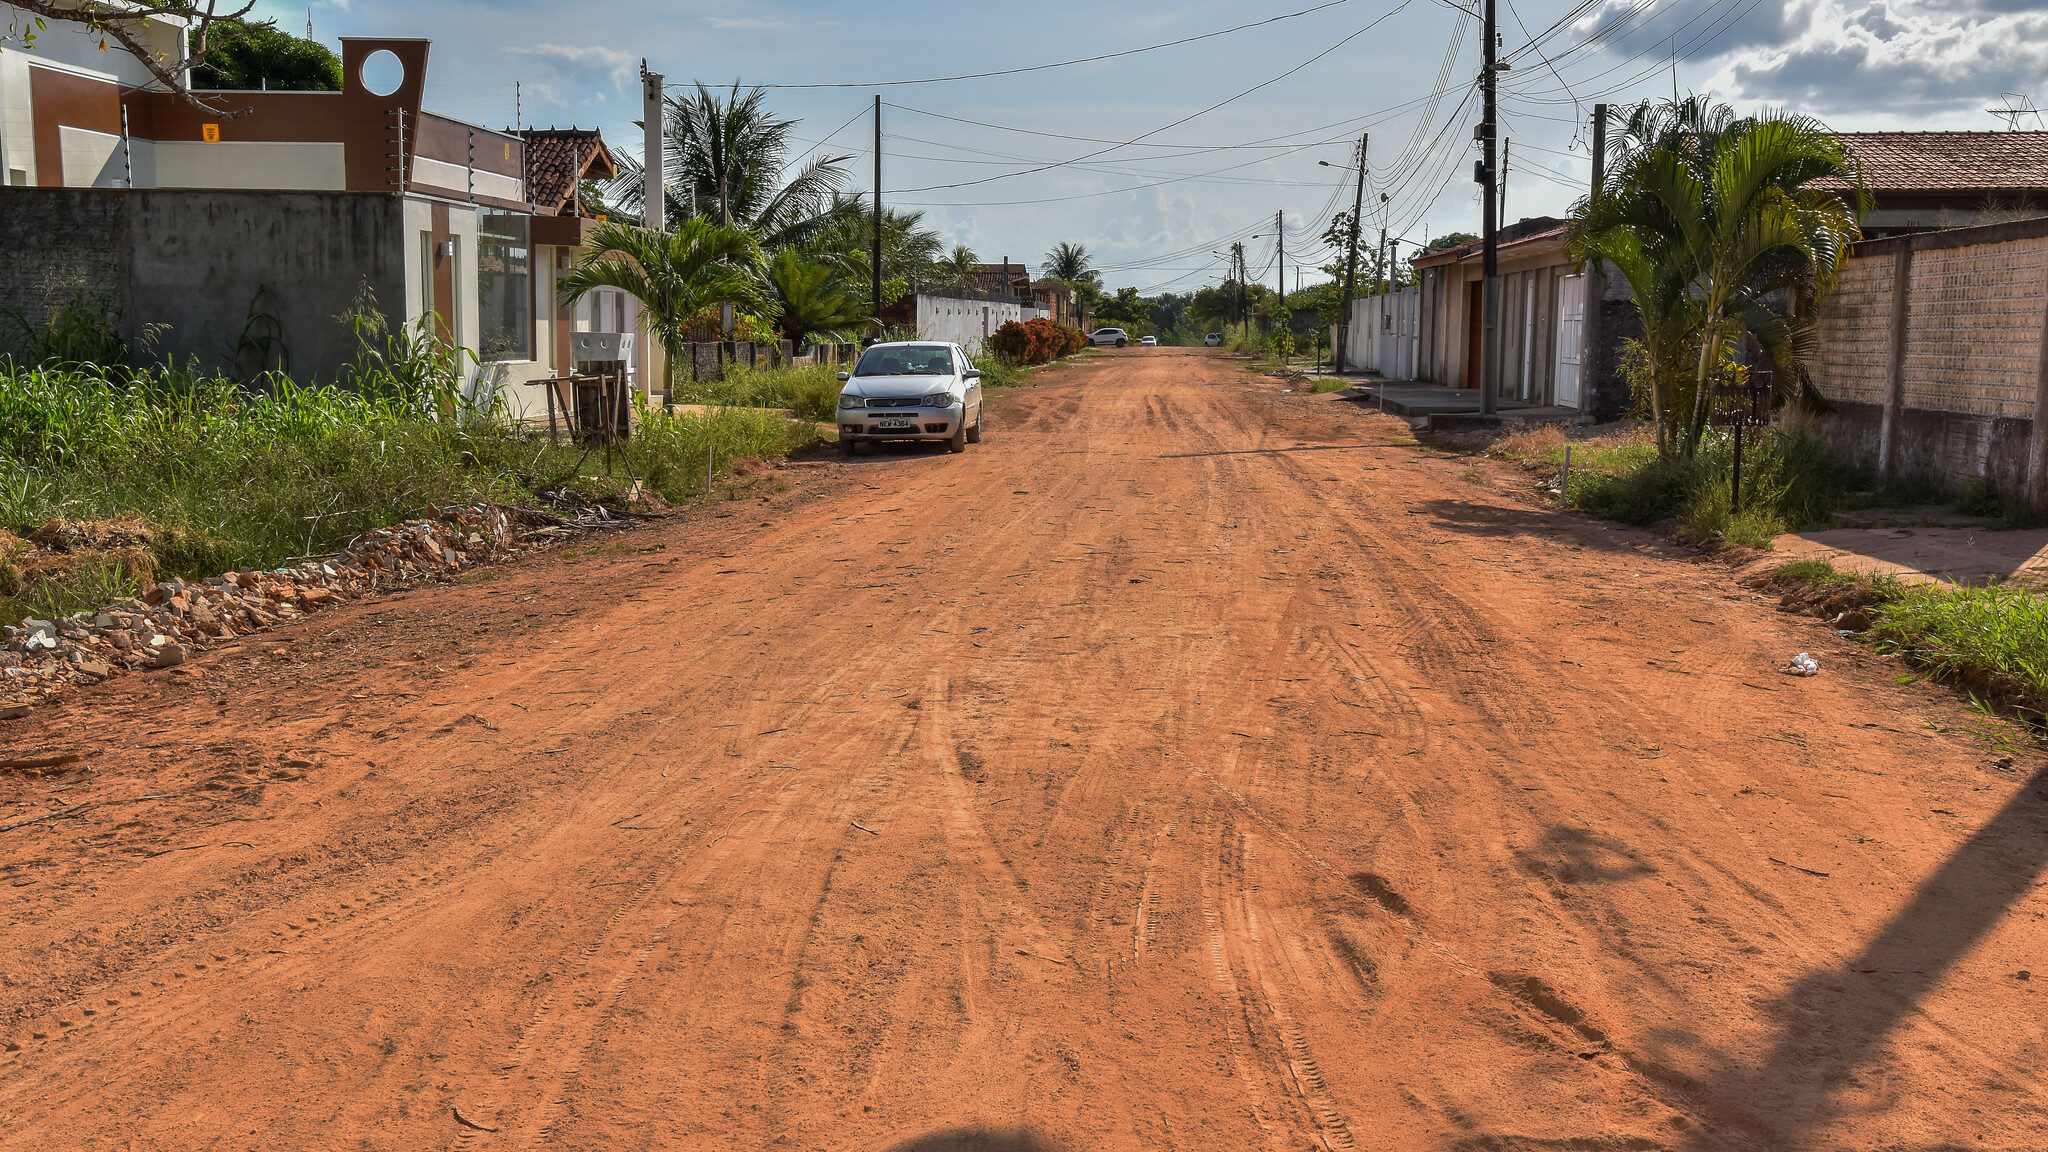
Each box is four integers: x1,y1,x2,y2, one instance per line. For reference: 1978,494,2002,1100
477,211,532,362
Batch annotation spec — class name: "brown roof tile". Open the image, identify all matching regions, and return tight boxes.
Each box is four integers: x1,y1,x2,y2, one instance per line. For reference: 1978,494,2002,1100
1830,131,2048,193
518,129,617,216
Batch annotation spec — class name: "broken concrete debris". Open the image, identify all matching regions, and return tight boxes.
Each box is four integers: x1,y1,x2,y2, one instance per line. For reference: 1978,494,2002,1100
1,504,522,709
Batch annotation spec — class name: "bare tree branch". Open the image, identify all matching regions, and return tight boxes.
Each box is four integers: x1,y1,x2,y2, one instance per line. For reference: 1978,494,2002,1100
9,1,264,115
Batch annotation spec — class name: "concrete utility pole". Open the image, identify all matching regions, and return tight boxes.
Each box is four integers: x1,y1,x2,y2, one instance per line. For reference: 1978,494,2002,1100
1336,132,1367,374
1275,210,1285,324
641,60,664,232
872,95,883,333
1477,0,1501,414
1582,102,1609,417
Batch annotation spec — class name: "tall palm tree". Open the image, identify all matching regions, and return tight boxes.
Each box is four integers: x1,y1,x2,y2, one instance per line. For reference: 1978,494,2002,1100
767,248,873,351
941,245,979,285
1042,241,1103,310
559,219,770,398
613,84,851,249
1567,97,1865,457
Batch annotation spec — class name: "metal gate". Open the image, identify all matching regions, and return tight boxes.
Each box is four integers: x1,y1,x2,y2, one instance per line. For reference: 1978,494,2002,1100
1553,273,1586,409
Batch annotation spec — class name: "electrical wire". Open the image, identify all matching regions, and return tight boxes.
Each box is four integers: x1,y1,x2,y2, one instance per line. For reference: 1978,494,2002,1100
720,0,1355,89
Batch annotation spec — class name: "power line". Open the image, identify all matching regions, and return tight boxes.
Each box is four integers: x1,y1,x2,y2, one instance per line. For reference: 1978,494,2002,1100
885,0,1416,195
721,0,1355,89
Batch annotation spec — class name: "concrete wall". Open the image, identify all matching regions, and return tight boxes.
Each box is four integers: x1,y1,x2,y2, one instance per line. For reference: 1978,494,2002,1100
1347,289,1418,379
0,189,409,381
915,293,1022,353
1803,216,2048,509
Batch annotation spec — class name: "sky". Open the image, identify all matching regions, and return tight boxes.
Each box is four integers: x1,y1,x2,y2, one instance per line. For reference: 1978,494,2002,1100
269,0,2048,294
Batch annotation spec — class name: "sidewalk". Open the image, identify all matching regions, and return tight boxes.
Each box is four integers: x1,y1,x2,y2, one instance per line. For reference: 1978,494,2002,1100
1759,524,2048,587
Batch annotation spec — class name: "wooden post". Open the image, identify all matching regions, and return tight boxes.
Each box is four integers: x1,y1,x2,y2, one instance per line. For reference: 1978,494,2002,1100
545,376,559,445
1878,245,1915,481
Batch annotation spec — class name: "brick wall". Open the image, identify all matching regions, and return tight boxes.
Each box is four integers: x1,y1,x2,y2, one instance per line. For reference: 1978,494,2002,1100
1803,217,2048,509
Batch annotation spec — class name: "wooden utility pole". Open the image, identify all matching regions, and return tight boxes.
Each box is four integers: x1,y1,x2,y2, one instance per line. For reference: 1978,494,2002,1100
1275,210,1285,325
870,96,884,336
1478,0,1501,414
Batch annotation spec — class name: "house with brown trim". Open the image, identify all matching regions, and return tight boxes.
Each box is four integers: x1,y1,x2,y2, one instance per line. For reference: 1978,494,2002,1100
0,9,648,415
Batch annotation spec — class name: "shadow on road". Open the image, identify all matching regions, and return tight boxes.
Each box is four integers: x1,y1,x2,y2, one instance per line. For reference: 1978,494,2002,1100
884,1129,1070,1152
1157,443,1418,459
1682,766,2048,1147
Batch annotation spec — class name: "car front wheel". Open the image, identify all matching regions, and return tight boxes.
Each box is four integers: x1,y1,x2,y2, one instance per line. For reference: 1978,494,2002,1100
966,411,983,443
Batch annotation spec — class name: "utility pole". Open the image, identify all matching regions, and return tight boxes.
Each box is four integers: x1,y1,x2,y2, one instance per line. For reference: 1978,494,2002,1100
1477,0,1501,415
1581,103,1609,417
1275,210,1285,328
641,60,664,232
871,95,883,336
1500,138,1511,221
1337,132,1367,374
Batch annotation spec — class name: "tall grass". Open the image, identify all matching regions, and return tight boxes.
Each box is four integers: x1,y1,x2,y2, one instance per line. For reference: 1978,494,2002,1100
668,362,843,423
1871,583,2048,707
0,358,815,623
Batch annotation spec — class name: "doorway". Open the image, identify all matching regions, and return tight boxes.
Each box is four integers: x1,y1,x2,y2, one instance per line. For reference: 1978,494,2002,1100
1464,280,1483,390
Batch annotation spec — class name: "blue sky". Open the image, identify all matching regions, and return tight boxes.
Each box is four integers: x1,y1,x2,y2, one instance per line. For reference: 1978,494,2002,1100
279,0,2048,293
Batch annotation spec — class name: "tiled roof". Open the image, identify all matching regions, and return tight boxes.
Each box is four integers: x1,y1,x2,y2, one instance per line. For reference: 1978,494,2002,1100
519,129,617,215
1830,131,2048,193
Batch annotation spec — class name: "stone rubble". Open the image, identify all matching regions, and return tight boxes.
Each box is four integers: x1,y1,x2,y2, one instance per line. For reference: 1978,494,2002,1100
1,503,528,710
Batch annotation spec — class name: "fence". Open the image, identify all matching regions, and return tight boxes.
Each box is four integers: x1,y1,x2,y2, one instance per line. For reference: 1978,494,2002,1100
1802,216,2048,509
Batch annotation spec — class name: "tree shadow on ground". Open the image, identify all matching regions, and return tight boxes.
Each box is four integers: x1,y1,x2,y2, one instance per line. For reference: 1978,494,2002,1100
884,1129,1070,1152
1680,766,2048,1148
1405,497,1684,559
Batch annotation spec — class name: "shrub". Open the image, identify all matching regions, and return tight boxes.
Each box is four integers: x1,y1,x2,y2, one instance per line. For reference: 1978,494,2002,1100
668,362,842,423
988,317,1084,365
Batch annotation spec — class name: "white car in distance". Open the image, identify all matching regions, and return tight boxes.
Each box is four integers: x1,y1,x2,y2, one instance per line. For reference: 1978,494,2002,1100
1088,327,1129,348
836,341,985,456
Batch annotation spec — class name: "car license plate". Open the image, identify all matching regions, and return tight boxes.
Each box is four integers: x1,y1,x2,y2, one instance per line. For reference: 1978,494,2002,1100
875,417,915,430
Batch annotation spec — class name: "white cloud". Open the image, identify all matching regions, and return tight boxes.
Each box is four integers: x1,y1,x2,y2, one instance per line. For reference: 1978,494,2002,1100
707,16,788,31
1706,0,2048,121
507,44,639,92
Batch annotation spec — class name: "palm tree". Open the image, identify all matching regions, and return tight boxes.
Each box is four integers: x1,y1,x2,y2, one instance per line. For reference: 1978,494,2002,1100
1042,241,1103,310
940,245,978,285
612,84,851,249
767,248,873,351
1567,97,1865,457
559,219,770,398
799,194,947,300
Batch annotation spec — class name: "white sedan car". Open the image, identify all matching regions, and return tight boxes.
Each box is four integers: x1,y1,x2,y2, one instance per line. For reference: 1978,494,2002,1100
836,341,985,455
1140,335,1157,346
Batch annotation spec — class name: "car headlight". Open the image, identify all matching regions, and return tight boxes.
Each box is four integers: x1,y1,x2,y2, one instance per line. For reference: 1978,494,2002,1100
838,394,866,410
922,392,957,408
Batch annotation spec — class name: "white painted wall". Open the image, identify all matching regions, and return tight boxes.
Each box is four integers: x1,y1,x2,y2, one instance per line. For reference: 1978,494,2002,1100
0,49,35,185
915,293,1021,354
410,156,523,204
1347,289,1420,379
56,121,120,186
146,140,345,190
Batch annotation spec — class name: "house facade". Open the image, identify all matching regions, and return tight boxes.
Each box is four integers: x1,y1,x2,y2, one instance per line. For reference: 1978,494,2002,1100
0,11,641,416
1404,218,1633,418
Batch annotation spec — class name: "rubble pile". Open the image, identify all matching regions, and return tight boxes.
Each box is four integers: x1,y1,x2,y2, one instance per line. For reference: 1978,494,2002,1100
1,504,522,713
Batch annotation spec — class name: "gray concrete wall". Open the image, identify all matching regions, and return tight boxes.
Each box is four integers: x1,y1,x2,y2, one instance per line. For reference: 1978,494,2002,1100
0,190,133,339
127,191,407,380
0,189,409,381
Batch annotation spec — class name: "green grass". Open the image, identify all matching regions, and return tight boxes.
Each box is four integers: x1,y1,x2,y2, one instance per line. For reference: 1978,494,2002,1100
1492,424,1911,548
666,362,843,423
1311,379,1350,394
1766,557,2046,724
0,360,815,624
1870,583,2048,709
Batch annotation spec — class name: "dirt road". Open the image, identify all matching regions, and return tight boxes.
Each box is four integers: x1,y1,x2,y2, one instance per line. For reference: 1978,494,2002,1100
4,348,2045,1151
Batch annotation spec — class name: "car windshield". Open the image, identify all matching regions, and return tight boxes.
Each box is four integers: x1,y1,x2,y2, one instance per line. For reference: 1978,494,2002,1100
855,346,953,376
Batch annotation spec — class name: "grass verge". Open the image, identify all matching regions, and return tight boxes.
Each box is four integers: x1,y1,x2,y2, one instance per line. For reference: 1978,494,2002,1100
1754,557,2047,726
0,362,815,624
1488,424,1910,549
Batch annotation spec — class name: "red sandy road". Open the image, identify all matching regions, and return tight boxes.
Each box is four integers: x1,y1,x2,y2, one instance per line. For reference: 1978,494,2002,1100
1,347,2046,1151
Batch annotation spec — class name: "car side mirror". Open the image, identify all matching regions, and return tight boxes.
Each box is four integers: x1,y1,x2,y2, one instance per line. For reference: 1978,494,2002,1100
836,371,850,381
965,368,982,379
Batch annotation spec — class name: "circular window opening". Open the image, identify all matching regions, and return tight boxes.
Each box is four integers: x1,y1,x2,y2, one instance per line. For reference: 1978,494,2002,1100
360,50,405,97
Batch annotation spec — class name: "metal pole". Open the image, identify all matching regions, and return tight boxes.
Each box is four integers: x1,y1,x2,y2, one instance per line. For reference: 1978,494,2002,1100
1338,133,1366,374
1479,0,1500,415
872,95,883,332
1732,422,1744,515
120,104,133,187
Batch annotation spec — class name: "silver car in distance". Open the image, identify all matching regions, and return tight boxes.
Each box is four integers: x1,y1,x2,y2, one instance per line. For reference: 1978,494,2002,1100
836,341,986,456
